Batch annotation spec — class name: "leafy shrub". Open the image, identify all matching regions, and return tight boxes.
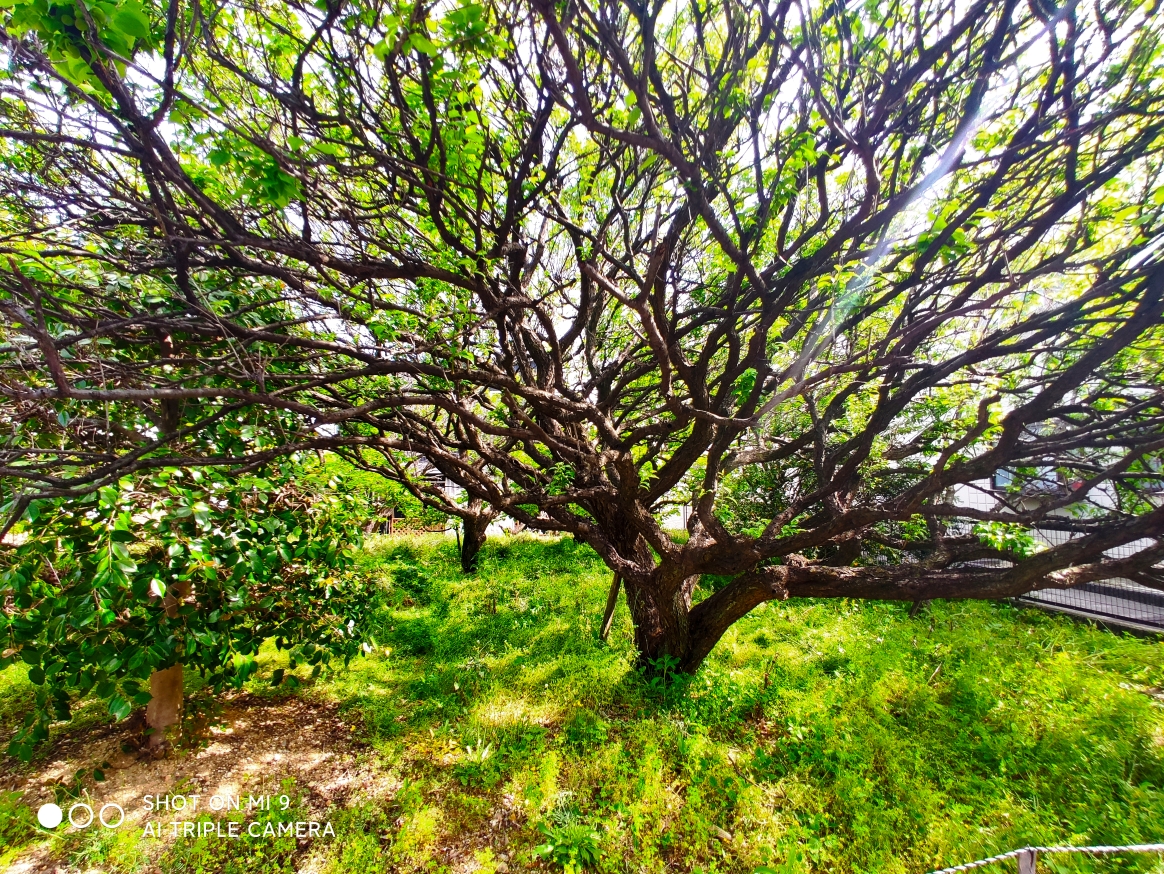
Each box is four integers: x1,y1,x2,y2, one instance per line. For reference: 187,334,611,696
0,464,381,759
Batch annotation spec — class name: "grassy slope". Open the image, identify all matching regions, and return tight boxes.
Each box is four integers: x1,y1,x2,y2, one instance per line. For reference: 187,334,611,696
1,534,1162,874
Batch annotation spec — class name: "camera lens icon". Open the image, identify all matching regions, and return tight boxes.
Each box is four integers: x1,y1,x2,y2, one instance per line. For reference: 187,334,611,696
37,801,124,830
37,803,62,829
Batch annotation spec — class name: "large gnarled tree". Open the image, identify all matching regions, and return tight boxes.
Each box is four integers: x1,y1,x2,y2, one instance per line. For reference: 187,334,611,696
2,0,1163,673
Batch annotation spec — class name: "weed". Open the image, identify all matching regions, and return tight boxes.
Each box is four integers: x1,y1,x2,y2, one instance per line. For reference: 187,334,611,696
453,737,501,788
563,709,608,749
535,797,603,871
0,790,37,865
534,822,601,873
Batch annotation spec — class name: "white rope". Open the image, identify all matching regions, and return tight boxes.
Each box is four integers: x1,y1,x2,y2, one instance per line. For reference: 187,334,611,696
927,843,1164,874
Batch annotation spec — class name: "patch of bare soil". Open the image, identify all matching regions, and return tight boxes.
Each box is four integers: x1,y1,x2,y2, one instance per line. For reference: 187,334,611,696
1,693,382,873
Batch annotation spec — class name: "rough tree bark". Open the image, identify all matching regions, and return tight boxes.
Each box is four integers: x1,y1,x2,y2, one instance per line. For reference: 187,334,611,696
459,500,494,573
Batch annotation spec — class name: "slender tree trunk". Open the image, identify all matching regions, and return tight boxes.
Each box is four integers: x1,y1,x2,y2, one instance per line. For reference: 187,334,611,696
146,579,190,749
599,572,620,641
146,664,183,750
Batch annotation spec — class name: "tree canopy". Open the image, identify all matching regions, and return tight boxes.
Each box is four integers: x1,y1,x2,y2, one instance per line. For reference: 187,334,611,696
1,0,1163,670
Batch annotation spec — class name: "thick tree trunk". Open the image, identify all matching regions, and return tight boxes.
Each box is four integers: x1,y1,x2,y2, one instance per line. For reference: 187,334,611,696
592,517,706,674
623,576,701,674
459,504,491,573
682,568,788,673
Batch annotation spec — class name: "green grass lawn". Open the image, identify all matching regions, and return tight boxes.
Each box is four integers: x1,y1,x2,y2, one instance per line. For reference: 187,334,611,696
2,534,1163,874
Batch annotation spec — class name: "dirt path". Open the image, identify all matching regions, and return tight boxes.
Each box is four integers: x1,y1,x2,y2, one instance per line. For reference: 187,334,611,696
1,694,378,873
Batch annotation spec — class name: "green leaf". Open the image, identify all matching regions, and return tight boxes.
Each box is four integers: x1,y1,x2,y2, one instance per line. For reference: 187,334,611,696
409,33,439,55
108,696,132,721
112,8,151,41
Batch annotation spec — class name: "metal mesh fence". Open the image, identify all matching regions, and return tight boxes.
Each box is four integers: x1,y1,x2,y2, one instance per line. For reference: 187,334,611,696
945,484,1163,634
1016,575,1164,634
